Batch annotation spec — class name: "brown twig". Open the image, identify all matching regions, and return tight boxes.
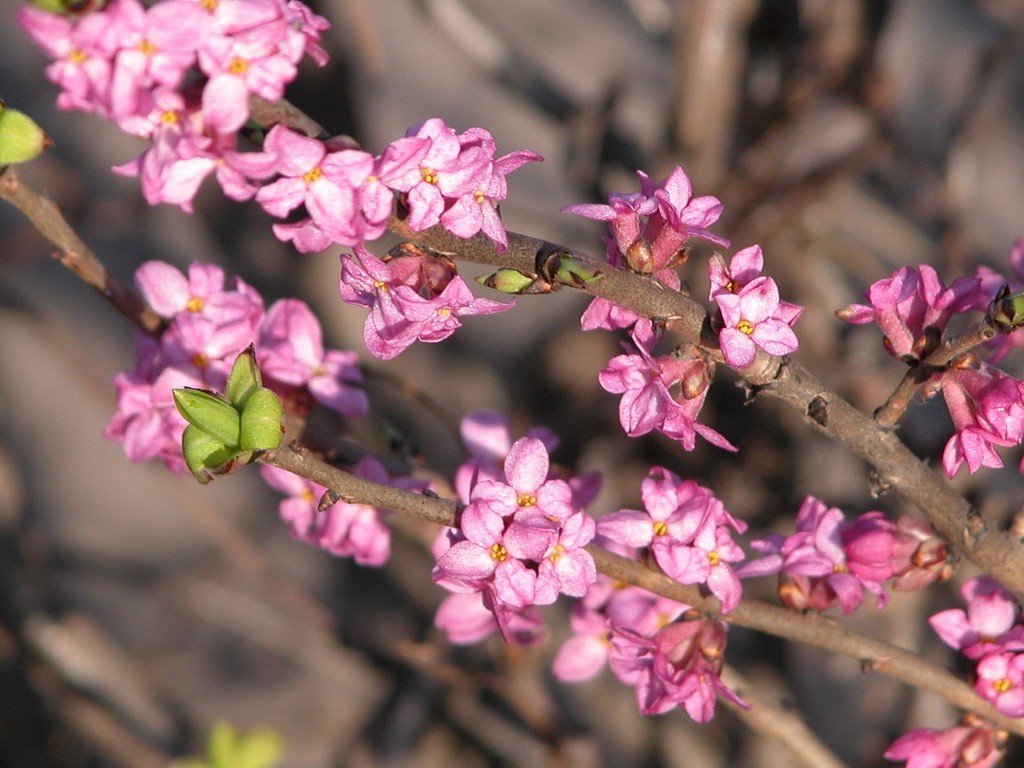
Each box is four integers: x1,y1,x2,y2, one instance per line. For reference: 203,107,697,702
874,320,998,428
0,165,163,335
257,443,1024,736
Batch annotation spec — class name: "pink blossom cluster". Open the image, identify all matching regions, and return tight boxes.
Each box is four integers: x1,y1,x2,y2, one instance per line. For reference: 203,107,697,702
552,555,746,721
564,166,729,332
598,319,735,452
259,457,424,566
19,0,328,209
930,577,1024,717
597,467,747,612
432,413,599,645
839,255,1024,478
106,260,367,472
739,497,951,614
20,1,542,260
338,244,512,360
708,244,802,368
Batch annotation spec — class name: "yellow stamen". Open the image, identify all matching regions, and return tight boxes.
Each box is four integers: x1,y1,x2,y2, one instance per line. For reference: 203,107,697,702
833,563,848,574
994,678,1013,694
190,353,208,369
304,166,323,183
137,39,156,56
737,319,754,335
160,110,180,125
549,544,565,563
420,167,438,185
473,190,486,203
228,57,249,75
68,48,89,65
490,543,507,562
517,493,537,507
186,297,204,312
708,550,721,566
652,520,669,537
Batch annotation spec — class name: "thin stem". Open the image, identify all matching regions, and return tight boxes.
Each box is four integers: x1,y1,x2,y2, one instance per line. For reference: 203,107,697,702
256,444,1024,737
874,320,998,429
0,165,163,335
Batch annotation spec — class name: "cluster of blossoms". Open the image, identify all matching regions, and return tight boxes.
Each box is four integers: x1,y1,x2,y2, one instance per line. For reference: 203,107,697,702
432,412,599,646
565,170,802,453
839,244,1024,479
546,467,748,722
107,260,367,472
20,0,541,361
884,576,1024,768
260,457,425,566
739,496,951,614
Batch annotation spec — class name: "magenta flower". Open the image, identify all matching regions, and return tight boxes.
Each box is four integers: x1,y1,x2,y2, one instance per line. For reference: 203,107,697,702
839,264,981,361
741,497,887,614
715,276,801,368
608,618,747,721
598,468,746,613
257,299,368,417
929,577,1024,659
708,244,764,299
974,651,1024,717
598,321,735,451
938,365,1024,477
885,720,1006,768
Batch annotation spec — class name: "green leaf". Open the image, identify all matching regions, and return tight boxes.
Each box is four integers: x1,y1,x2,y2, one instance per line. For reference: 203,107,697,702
181,425,238,484
225,346,262,409
238,388,283,452
173,388,241,447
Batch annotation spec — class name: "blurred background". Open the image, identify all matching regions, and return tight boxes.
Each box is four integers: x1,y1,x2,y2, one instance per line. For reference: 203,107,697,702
3,0,1024,765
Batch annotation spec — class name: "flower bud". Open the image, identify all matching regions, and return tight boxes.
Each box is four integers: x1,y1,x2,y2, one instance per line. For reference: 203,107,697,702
226,346,262,409
0,102,51,165
172,388,241,447
238,387,284,451
477,269,551,294
181,424,237,484
990,284,1024,332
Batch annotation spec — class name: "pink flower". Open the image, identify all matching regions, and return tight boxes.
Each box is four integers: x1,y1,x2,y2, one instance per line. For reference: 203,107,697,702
974,651,1024,717
929,577,1024,659
708,244,764,299
937,365,1024,477
257,299,368,417
598,468,746,612
839,264,981,362
884,719,1006,768
598,321,735,451
608,618,747,721
339,246,510,360
715,276,801,368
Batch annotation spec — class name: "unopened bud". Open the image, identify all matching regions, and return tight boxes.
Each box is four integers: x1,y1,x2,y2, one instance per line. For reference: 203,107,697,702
181,424,237,484
225,346,262,409
172,387,241,447
625,238,655,273
238,387,283,452
0,102,51,165
477,268,551,294
990,284,1024,332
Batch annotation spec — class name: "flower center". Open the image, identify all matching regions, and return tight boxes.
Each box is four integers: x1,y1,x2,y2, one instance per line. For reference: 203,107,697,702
833,563,848,573
420,167,438,185
708,550,720,566
304,166,323,183
490,543,507,562
186,297,204,312
548,544,565,563
190,352,209,369
737,319,754,335
137,39,156,56
994,677,1013,694
68,48,89,64
473,190,486,203
228,57,249,75
517,493,537,507
725,279,739,293
160,110,180,125
652,520,668,537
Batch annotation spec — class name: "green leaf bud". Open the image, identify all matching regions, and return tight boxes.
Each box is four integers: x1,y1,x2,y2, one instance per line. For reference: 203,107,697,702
0,102,51,165
477,268,549,295
172,388,241,447
181,425,238,484
225,346,262,409
238,387,283,451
